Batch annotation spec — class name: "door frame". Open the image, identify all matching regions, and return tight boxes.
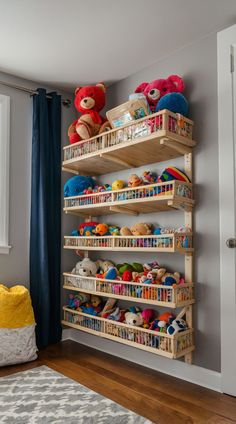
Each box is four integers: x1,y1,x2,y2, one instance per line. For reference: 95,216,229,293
218,24,236,396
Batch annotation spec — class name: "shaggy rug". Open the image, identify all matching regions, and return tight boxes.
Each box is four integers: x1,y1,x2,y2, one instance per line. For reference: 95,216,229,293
0,365,152,423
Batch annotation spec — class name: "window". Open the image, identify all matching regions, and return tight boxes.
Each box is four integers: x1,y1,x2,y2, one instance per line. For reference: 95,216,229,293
0,94,10,254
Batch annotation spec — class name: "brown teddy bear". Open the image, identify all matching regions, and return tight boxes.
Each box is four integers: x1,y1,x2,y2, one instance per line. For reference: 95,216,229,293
120,223,152,236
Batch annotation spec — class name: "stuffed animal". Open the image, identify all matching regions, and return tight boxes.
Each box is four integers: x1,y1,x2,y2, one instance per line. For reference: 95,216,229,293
94,223,109,236
64,175,95,197
167,318,188,335
125,311,144,327
122,270,133,281
96,259,114,274
161,272,181,286
105,267,118,280
128,174,143,187
68,293,90,310
120,226,132,236
135,75,184,113
112,180,125,190
141,309,155,328
142,171,158,185
108,225,120,236
68,83,108,144
108,307,126,322
156,92,188,116
117,262,143,275
79,221,98,236
130,222,152,236
72,258,98,277
158,312,175,325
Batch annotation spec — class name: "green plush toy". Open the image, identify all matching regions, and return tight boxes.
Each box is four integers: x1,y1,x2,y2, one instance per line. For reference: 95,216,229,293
117,262,143,274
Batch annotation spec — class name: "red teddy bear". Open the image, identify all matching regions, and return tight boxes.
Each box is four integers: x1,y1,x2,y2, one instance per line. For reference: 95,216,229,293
68,83,109,144
135,75,184,113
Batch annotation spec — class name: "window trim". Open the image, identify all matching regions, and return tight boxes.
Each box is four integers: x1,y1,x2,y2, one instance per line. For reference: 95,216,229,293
0,94,11,254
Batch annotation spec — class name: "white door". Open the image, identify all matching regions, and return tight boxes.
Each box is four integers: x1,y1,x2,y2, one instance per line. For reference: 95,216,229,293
218,24,236,396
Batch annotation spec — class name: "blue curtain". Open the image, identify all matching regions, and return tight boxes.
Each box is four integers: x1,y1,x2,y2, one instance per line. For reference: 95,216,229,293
30,88,62,349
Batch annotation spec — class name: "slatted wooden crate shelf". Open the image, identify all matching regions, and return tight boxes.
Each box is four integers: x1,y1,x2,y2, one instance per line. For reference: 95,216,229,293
64,180,194,216
63,273,194,308
64,233,193,253
62,110,195,175
62,307,194,359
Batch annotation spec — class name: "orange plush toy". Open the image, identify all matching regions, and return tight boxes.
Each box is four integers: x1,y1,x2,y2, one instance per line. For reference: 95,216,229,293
68,83,110,144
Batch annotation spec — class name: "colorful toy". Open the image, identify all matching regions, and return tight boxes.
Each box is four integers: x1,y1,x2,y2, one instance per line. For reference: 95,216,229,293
125,311,143,327
68,293,90,310
108,307,126,322
130,222,152,236
79,221,98,236
71,258,98,277
120,226,132,236
156,92,188,116
108,225,120,236
64,175,95,197
158,312,175,325
158,166,190,183
112,180,125,190
68,83,108,144
105,267,118,280
128,174,143,187
94,223,109,236
161,272,181,286
167,318,188,335
122,270,132,281
141,309,155,328
96,259,114,274
142,171,158,184
135,75,184,113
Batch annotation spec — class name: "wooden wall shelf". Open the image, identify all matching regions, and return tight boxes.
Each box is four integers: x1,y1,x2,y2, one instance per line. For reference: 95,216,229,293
62,110,195,175
63,273,194,308
62,307,195,359
62,108,196,363
64,233,193,254
64,181,194,217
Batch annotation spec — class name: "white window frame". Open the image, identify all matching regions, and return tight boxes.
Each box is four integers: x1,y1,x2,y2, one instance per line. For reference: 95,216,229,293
0,94,11,254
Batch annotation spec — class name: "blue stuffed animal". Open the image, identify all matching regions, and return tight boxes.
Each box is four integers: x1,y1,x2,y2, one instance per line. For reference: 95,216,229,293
156,92,188,117
64,175,95,197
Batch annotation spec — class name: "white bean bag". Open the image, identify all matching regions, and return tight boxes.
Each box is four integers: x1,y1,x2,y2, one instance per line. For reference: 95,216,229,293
0,284,37,366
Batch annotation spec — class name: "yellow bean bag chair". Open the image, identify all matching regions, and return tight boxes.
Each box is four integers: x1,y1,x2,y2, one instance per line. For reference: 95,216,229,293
0,284,37,366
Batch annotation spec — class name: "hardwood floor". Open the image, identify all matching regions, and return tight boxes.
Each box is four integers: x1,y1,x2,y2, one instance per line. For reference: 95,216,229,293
0,340,236,424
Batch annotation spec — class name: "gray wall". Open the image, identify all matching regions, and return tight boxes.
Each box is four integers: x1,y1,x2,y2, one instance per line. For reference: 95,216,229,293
0,71,77,286
71,33,220,372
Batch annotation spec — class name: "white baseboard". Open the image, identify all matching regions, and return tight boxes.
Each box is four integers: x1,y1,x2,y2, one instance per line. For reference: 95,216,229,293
62,328,221,393
61,328,71,341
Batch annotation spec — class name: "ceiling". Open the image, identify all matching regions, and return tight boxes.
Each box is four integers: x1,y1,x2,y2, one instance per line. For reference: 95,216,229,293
0,0,235,92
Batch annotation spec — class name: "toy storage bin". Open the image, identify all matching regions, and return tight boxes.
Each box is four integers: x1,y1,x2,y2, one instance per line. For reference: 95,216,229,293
62,308,194,359
63,273,194,308
63,110,194,162
64,181,193,210
64,233,193,253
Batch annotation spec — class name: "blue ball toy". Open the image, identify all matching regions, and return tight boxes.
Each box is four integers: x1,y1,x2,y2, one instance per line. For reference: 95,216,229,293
64,175,95,197
156,93,189,117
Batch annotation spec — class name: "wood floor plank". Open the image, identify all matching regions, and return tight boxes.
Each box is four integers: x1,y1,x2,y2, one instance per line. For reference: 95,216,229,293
50,340,236,422
1,340,236,424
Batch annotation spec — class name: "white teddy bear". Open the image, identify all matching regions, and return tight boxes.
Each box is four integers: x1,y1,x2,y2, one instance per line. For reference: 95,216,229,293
72,257,98,277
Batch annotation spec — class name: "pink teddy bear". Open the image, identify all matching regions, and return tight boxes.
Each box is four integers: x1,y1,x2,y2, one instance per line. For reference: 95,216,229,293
135,74,184,113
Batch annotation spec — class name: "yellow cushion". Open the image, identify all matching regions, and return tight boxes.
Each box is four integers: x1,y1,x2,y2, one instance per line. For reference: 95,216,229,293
0,284,35,328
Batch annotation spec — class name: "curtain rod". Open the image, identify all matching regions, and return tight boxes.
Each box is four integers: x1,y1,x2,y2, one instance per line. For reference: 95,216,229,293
0,80,71,107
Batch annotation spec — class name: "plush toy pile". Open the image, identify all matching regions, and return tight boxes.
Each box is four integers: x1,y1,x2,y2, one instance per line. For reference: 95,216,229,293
134,74,189,116
67,292,188,335
70,257,185,287
71,221,191,239
64,166,191,199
